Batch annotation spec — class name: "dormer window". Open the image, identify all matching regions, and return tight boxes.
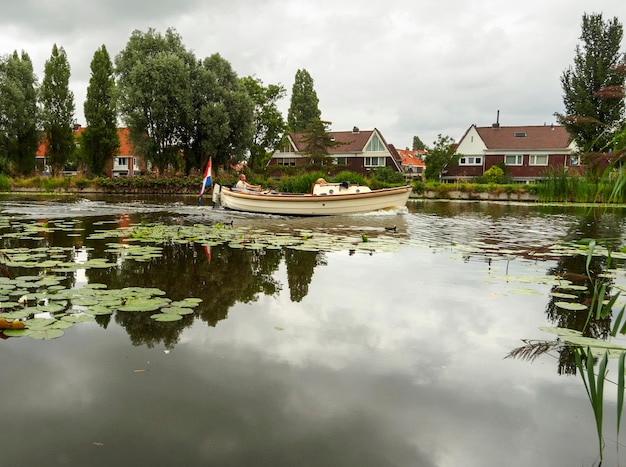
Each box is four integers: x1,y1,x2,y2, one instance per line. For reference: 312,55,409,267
514,132,527,137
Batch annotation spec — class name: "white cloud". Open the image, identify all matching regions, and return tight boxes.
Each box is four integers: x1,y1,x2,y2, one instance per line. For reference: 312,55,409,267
1,0,624,148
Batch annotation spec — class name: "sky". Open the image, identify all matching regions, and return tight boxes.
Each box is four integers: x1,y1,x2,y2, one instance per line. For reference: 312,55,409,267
0,0,624,150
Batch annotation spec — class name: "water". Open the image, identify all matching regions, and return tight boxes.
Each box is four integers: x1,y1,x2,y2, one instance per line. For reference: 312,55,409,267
2,195,626,466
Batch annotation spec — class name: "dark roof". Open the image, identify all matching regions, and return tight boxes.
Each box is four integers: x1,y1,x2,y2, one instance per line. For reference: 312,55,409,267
474,125,571,150
289,129,375,154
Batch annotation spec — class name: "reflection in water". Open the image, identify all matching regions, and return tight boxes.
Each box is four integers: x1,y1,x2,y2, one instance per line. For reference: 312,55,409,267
3,197,626,465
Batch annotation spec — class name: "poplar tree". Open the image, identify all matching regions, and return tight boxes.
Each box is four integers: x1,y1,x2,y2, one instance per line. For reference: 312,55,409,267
40,44,75,175
0,51,38,176
558,13,626,152
287,69,321,132
82,45,119,177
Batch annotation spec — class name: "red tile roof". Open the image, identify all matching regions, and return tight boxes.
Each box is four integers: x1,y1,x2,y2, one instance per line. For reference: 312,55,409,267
395,147,425,167
474,125,571,150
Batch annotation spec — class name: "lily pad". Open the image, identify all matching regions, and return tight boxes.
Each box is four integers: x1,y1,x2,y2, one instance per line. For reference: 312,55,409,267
150,313,183,322
555,301,588,311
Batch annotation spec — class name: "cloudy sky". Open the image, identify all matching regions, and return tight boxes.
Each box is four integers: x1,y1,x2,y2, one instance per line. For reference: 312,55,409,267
1,0,624,149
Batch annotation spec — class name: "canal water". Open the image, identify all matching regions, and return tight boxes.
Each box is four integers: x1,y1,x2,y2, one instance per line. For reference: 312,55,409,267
1,194,626,466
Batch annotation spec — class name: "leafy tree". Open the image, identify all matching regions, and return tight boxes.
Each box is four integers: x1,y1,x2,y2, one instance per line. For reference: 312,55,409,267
240,76,286,170
40,44,75,176
82,45,119,177
423,134,456,181
115,28,195,174
0,51,38,176
412,135,426,151
300,118,337,165
186,54,253,173
287,69,321,132
557,13,626,153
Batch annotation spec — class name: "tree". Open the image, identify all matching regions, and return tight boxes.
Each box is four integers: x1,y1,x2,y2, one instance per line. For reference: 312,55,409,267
423,134,456,181
0,51,38,176
412,135,426,151
558,13,626,153
40,44,75,176
186,54,254,172
287,69,321,132
300,118,338,165
82,45,119,177
115,28,195,174
240,76,286,170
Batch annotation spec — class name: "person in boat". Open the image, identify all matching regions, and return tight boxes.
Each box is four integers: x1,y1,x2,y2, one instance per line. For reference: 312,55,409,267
235,174,261,192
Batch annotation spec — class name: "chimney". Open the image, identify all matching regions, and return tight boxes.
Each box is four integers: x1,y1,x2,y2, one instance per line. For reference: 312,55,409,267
352,126,360,134
492,110,500,128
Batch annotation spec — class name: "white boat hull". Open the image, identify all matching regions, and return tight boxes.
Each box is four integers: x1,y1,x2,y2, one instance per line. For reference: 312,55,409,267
214,183,412,216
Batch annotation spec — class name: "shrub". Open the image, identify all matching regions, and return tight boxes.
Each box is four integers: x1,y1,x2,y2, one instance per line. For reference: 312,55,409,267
0,175,11,191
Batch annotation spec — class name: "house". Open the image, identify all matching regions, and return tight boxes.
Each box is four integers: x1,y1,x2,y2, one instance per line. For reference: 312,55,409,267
390,145,425,180
36,125,145,178
268,127,403,176
107,128,145,177
443,124,577,183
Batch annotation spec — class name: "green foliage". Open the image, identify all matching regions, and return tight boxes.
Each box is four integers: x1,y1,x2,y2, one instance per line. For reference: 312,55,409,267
240,76,286,170
412,135,425,151
115,28,196,174
0,51,38,176
557,13,626,153
371,166,404,185
40,44,76,176
476,166,506,184
82,45,119,177
300,119,337,165
287,69,321,132
330,171,367,186
423,134,457,181
275,171,327,194
0,174,11,191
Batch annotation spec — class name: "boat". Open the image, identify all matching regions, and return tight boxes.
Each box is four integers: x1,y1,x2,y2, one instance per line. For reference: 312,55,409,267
211,181,412,216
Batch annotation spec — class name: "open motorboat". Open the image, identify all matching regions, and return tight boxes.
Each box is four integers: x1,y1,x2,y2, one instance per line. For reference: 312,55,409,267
211,181,412,216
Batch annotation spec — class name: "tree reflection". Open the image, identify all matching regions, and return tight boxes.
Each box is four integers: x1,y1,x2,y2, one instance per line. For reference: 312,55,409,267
541,210,623,375
284,249,327,302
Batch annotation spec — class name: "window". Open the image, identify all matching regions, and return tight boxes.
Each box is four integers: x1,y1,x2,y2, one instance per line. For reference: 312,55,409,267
365,134,385,152
364,157,386,167
334,157,347,165
277,157,296,167
570,155,580,166
458,156,482,166
529,155,548,166
116,157,128,166
505,155,523,165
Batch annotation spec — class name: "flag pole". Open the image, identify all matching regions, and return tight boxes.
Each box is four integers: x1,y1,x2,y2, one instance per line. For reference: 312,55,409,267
197,157,212,206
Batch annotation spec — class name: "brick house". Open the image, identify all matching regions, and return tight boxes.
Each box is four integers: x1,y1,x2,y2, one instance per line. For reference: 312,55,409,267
36,126,146,177
442,124,577,183
268,127,403,176
391,146,425,180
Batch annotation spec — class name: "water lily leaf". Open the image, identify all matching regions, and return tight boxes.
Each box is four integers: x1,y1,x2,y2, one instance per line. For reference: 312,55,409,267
118,298,169,312
61,315,95,323
3,329,33,337
150,313,183,321
555,301,588,311
163,306,194,315
72,297,99,307
37,303,67,313
86,305,114,316
29,328,65,340
549,292,578,299
539,327,583,337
